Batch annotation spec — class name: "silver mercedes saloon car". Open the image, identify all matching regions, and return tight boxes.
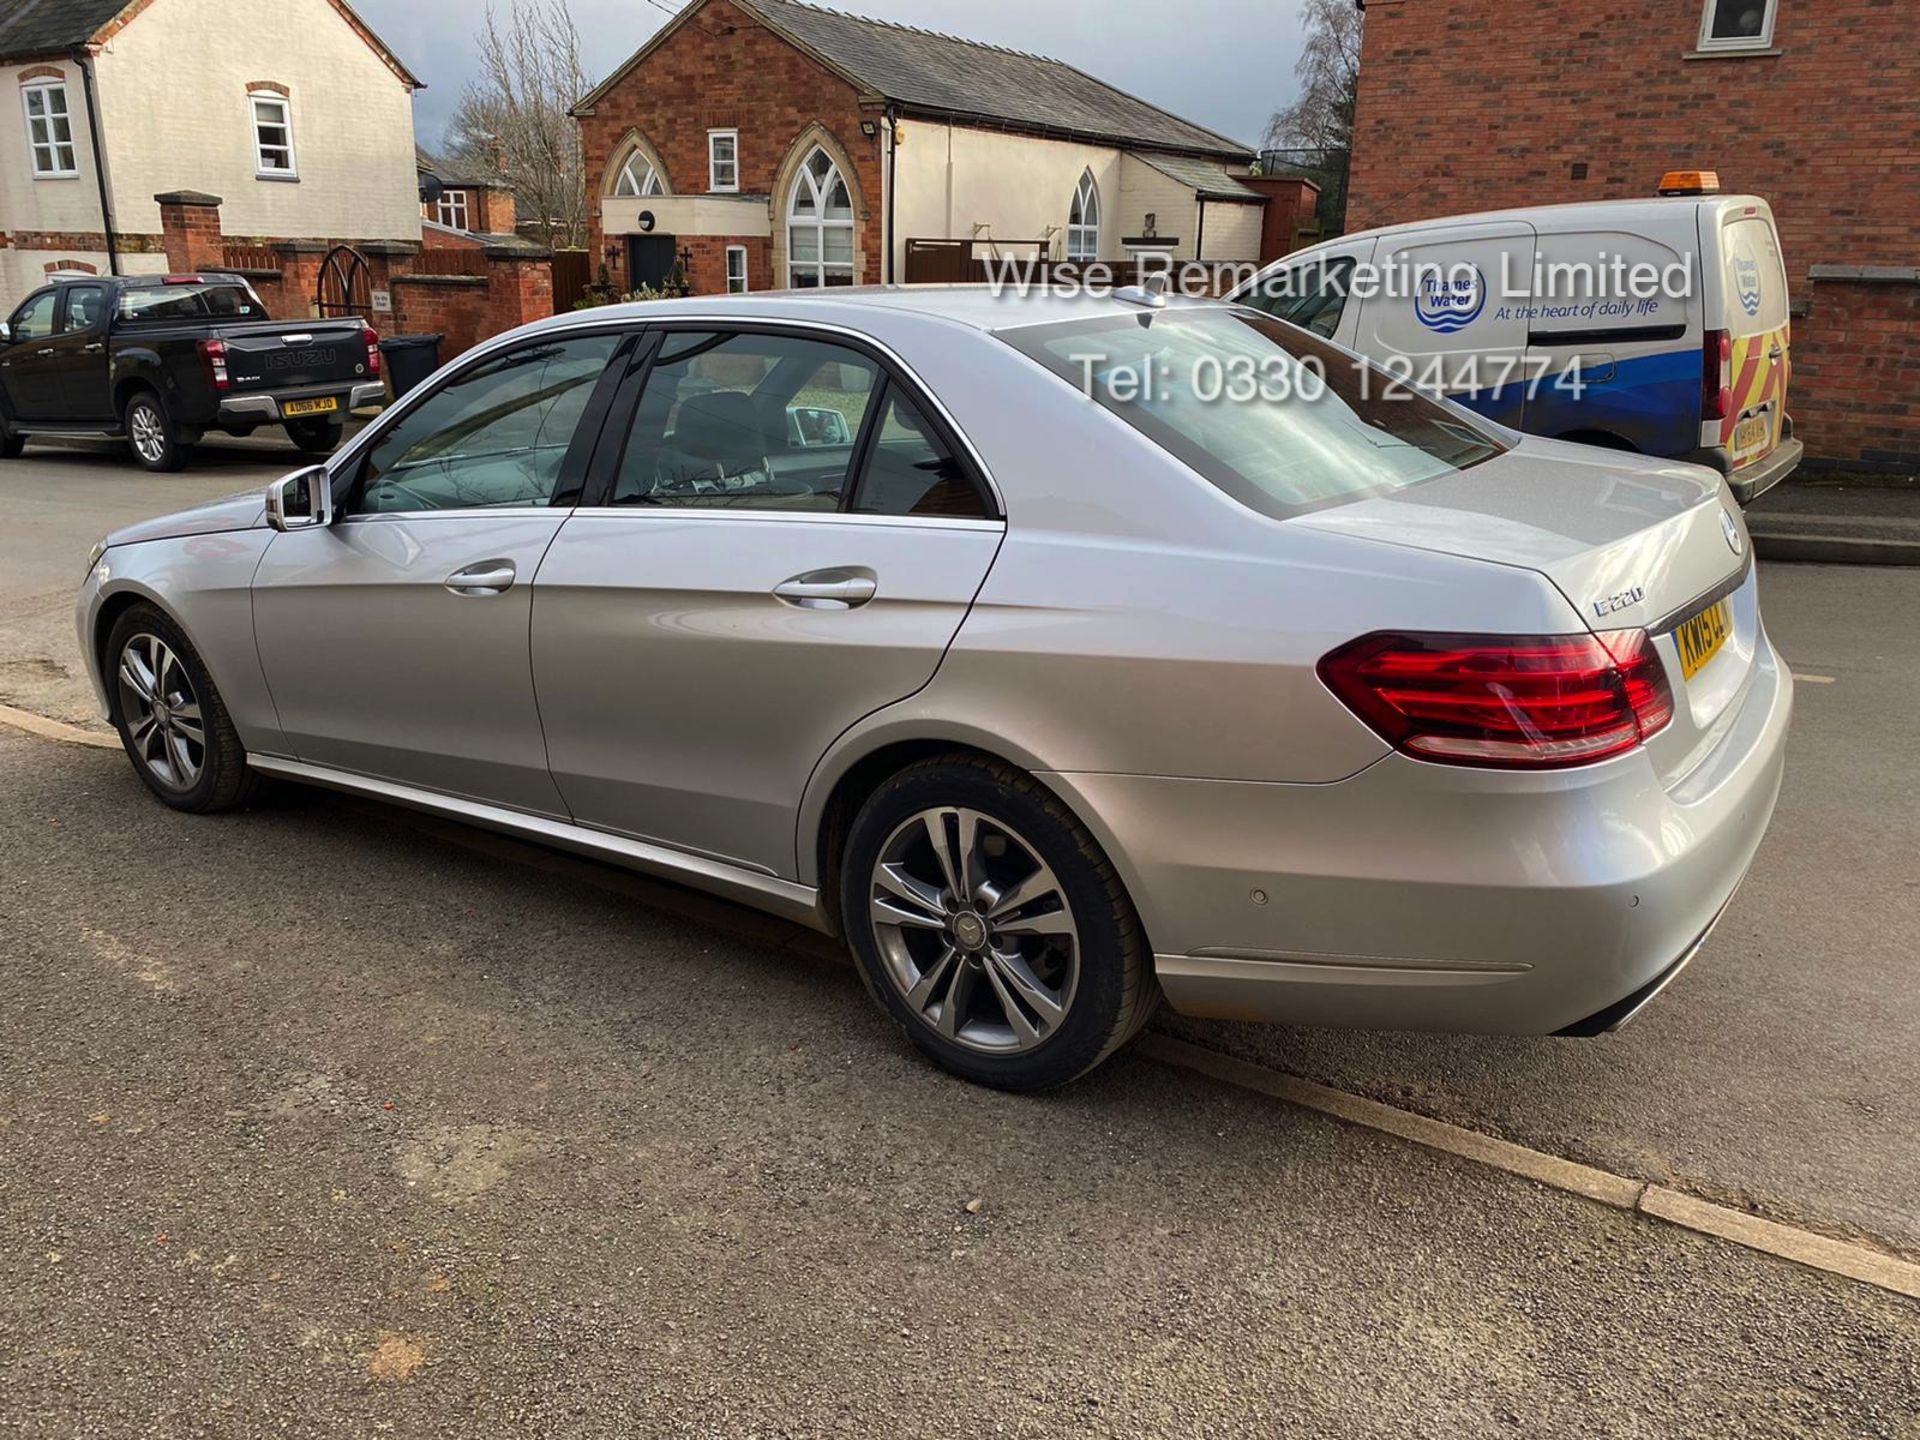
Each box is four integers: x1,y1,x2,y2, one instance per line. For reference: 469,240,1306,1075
77,288,1792,1090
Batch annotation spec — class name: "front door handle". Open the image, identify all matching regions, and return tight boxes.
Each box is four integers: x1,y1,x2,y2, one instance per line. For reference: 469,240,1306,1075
444,561,517,596
83,343,104,354
773,569,878,611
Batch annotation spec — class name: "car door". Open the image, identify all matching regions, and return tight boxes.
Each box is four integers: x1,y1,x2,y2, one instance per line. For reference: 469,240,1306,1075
43,283,112,422
0,289,62,420
251,329,631,815
532,325,1005,878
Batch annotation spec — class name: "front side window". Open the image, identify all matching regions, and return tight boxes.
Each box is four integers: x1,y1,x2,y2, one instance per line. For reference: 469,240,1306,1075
1066,171,1100,262
726,246,749,294
787,148,855,288
10,291,58,344
354,334,622,514
253,95,296,176
1002,309,1508,521
611,331,881,509
22,82,77,177
708,129,738,192
61,284,107,332
436,190,471,230
1238,256,1357,339
1699,0,1777,49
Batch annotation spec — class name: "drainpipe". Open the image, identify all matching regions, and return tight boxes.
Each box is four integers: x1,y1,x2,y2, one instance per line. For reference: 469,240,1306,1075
885,104,899,285
76,51,120,276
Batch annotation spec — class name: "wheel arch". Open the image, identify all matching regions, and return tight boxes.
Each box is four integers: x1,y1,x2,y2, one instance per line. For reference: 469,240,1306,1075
799,723,1156,954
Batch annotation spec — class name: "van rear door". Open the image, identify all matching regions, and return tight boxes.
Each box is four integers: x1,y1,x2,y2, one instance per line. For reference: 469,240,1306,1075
1707,203,1792,477
1353,222,1536,428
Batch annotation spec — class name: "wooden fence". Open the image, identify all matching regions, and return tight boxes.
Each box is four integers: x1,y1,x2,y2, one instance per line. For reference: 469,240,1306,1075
903,239,1245,295
406,248,490,279
552,249,593,313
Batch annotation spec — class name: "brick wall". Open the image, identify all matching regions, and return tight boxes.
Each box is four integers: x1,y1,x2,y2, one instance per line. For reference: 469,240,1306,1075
578,0,885,294
1349,0,1920,470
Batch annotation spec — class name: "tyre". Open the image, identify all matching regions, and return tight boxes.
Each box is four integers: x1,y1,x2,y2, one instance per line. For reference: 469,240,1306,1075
285,417,344,456
104,602,257,813
0,411,24,459
124,389,185,472
840,753,1158,1090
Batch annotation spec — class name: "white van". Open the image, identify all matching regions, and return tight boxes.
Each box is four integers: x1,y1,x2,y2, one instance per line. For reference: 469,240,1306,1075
1230,176,1801,504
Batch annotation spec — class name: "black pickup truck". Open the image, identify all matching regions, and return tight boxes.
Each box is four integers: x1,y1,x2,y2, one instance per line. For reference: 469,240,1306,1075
0,274,383,472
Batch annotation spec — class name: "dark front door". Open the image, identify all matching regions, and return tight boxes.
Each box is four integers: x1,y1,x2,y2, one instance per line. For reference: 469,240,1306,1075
626,235,678,293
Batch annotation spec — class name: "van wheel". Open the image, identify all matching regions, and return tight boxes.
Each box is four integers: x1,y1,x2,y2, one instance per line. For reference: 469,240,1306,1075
125,390,185,472
840,753,1159,1091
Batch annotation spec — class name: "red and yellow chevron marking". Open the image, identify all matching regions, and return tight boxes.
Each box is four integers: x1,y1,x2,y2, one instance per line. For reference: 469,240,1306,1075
1720,321,1793,461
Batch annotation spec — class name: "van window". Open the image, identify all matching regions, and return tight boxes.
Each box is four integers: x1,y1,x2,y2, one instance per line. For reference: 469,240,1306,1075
1240,257,1356,339
1721,217,1788,336
1001,309,1507,522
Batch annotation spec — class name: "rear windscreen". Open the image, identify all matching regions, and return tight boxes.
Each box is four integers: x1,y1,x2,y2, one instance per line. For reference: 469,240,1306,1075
116,283,268,323
1721,218,1788,336
999,308,1508,521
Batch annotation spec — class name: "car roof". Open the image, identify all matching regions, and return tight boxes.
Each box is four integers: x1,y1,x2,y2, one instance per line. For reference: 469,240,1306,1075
565,285,1228,337
1330,194,1769,247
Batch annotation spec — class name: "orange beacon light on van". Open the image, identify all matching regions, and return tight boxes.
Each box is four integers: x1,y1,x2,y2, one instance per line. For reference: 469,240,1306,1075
1659,170,1722,196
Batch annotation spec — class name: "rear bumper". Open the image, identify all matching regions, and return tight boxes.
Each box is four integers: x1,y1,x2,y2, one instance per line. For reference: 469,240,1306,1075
1046,630,1794,1036
1686,436,1804,507
217,382,384,425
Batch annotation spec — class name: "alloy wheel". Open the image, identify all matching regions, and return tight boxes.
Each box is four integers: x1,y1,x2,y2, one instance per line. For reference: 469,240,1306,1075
868,807,1080,1055
129,403,167,465
117,633,205,790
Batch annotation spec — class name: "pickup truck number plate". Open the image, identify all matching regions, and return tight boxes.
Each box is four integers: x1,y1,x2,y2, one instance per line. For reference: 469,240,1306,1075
282,396,340,418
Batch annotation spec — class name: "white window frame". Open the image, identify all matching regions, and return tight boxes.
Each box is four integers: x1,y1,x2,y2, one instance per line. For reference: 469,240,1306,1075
786,147,857,289
436,189,471,231
21,81,79,179
1067,170,1100,262
707,129,739,193
1697,0,1778,51
725,245,750,294
252,93,297,178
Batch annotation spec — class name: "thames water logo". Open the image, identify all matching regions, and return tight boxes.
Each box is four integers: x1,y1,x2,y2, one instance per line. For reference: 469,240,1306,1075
1414,265,1488,334
1736,256,1763,318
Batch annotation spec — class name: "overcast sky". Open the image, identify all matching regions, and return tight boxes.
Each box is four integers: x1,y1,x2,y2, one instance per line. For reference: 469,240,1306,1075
351,0,1301,153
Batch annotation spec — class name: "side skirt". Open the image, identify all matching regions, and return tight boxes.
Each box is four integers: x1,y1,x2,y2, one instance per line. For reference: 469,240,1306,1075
246,753,831,932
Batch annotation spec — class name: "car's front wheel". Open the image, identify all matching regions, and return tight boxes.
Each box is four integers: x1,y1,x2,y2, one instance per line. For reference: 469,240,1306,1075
105,603,257,813
124,390,185,472
0,412,25,459
841,754,1158,1090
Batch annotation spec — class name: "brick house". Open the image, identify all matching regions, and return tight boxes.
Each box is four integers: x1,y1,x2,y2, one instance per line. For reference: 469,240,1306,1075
1347,0,1920,472
0,0,424,309
416,145,522,244
574,0,1314,298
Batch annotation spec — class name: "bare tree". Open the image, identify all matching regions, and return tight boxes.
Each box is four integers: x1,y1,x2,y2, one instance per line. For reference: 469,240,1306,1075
444,0,591,248
1264,0,1364,153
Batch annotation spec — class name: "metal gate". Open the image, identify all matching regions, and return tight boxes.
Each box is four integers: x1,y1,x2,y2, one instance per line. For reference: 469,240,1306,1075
315,244,372,318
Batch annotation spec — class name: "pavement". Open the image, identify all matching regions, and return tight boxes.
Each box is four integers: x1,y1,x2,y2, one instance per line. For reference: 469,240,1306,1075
2,441,1918,1435
1749,479,1920,566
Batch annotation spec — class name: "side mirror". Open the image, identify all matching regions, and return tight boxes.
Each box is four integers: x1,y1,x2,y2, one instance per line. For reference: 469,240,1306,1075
265,464,333,532
0,322,11,346
787,405,852,449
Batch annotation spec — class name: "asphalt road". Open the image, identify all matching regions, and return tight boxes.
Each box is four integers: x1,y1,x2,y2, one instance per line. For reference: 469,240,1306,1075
4,731,1918,1437
2,447,1918,1433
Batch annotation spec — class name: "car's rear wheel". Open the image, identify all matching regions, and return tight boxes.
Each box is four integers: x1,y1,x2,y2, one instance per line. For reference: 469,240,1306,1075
841,754,1158,1090
124,390,185,472
285,417,344,456
105,603,257,813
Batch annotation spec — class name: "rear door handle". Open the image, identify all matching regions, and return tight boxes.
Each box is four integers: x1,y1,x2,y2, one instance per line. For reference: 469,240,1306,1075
773,570,878,610
83,343,104,354
444,561,517,596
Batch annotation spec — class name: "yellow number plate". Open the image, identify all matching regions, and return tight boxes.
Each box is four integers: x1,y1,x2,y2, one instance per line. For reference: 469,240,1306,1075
1732,409,1772,465
282,396,340,418
1674,600,1733,682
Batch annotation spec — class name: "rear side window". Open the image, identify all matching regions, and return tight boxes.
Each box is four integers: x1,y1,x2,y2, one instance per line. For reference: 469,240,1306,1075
850,387,984,519
61,284,107,332
1721,217,1788,336
1239,257,1356,339
354,334,621,513
1001,308,1507,521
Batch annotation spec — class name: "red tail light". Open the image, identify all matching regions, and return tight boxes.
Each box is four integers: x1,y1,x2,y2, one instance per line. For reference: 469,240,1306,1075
1703,328,1733,421
198,338,230,393
364,326,382,378
1318,630,1675,770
